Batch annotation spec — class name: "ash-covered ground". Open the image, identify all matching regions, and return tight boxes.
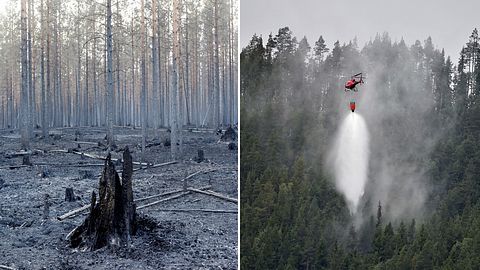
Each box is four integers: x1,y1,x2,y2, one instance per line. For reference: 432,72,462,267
0,126,238,270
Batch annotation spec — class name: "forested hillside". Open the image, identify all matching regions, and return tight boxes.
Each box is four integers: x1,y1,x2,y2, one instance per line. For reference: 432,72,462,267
241,27,480,269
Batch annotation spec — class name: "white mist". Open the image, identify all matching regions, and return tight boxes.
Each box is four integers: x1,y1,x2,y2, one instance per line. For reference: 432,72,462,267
329,113,370,213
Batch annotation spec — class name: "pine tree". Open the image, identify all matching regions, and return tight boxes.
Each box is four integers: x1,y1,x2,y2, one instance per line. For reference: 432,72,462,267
265,33,276,64
314,35,328,63
383,222,395,259
376,201,382,228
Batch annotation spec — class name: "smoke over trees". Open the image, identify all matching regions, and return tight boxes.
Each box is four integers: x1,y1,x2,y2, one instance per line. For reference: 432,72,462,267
0,0,238,157
241,27,480,268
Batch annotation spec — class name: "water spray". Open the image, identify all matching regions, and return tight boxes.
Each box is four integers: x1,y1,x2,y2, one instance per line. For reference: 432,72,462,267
329,112,370,213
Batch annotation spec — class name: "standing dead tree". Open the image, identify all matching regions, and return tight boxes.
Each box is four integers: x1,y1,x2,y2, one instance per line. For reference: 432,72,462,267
69,147,136,250
20,0,29,150
106,0,115,149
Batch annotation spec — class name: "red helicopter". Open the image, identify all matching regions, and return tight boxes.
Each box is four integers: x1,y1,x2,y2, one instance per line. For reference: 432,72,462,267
344,73,364,112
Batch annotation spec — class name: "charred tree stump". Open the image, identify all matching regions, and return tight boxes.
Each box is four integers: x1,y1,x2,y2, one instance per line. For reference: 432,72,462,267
228,142,237,150
220,126,237,142
194,149,205,163
43,194,50,220
22,155,32,166
121,146,136,244
65,188,76,202
69,147,136,250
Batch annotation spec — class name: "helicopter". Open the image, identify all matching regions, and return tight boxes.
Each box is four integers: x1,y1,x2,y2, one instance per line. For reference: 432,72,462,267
343,73,365,112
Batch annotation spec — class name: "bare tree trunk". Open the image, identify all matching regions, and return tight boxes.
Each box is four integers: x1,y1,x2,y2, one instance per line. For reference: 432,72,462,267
141,0,147,160
55,0,63,127
40,0,47,137
165,5,170,128
194,3,199,126
152,0,160,138
21,0,30,149
229,0,235,124
28,0,34,136
84,42,89,126
115,0,121,127
176,4,184,151
157,4,163,127
66,62,71,126
130,15,135,127
184,3,191,125
171,0,183,159
93,4,99,127
53,1,59,127
75,0,80,127
106,0,114,148
213,0,220,128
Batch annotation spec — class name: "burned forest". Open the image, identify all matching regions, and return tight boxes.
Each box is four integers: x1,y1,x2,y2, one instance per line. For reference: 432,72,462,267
0,0,238,269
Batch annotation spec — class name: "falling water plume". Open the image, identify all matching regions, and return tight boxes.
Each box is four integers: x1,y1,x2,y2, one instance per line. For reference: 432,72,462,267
329,113,370,214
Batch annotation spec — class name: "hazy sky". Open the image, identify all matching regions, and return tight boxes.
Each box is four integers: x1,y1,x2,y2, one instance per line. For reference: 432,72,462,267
0,0,8,16
241,0,480,61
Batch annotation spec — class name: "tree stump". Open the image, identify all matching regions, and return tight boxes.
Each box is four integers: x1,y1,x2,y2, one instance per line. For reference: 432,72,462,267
194,149,205,163
65,188,76,202
43,194,50,220
220,126,237,141
228,142,237,150
22,155,31,166
69,147,136,250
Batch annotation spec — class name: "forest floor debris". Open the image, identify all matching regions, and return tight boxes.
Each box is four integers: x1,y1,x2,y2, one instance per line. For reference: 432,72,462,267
0,126,237,269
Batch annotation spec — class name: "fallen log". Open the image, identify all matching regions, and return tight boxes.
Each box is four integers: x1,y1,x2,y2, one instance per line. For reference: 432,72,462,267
48,149,69,153
69,151,113,161
136,192,190,210
57,204,91,221
205,190,238,203
0,265,17,270
51,149,150,166
151,208,237,214
135,185,211,203
72,151,149,166
72,141,98,145
183,168,217,182
145,141,162,148
35,163,105,167
4,150,32,158
187,188,237,204
131,160,178,172
185,128,216,133
0,165,30,170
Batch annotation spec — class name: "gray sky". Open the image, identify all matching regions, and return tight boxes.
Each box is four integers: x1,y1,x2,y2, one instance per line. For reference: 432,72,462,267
241,0,480,62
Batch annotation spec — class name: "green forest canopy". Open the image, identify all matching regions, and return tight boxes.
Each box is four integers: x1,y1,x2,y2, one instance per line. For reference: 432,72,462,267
241,27,480,269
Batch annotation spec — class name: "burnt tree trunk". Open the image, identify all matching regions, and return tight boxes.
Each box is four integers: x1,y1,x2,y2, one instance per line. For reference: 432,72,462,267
69,147,136,250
